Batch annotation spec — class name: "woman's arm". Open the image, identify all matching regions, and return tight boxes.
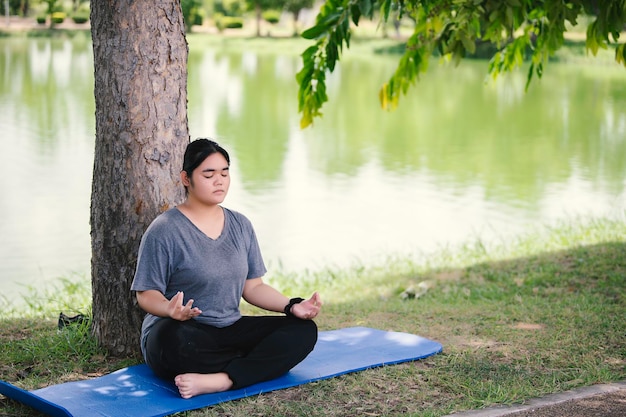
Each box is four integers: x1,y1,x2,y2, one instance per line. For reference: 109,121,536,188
242,278,322,319
136,289,202,321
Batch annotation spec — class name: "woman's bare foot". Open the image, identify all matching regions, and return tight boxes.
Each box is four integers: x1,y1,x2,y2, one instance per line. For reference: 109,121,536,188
174,372,233,399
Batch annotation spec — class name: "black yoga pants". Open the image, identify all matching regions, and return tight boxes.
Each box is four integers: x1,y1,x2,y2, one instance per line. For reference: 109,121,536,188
144,316,318,389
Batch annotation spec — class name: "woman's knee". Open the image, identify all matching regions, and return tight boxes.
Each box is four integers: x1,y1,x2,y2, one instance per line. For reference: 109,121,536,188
290,319,318,350
146,319,199,363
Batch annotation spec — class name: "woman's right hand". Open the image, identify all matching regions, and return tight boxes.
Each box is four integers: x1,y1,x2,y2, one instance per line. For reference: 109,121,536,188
168,291,202,321
136,289,202,320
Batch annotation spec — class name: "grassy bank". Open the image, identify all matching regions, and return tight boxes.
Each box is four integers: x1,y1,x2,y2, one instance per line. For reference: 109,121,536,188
1,217,625,416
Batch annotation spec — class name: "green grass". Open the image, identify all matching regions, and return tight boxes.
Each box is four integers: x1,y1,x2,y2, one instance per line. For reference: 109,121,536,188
1,216,625,416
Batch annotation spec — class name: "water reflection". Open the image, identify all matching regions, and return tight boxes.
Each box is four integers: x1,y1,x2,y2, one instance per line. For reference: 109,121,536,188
1,36,625,300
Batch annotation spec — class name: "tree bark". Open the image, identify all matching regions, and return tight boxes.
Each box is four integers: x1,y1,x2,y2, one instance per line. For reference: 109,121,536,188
90,0,188,356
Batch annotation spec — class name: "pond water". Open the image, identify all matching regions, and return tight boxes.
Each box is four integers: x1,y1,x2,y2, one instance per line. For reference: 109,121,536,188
1,34,625,302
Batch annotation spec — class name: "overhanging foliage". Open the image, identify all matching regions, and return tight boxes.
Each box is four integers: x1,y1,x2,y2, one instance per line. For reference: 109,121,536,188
296,0,626,128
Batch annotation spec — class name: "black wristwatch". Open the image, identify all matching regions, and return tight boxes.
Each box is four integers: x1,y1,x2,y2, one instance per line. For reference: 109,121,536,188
284,297,305,317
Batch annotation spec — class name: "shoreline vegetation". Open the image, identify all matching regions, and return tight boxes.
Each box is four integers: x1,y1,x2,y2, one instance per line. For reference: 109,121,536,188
0,15,622,62
2,14,624,76
1,216,625,416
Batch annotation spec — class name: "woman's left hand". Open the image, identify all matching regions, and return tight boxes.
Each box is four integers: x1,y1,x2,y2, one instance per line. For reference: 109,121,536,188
291,292,323,320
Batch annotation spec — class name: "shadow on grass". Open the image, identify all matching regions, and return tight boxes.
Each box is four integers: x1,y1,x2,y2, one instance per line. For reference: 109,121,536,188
304,241,625,414
325,239,624,338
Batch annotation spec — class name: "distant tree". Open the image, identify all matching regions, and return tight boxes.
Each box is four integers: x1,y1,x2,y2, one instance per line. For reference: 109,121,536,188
71,0,88,12
42,0,61,28
285,0,315,36
246,0,282,36
21,0,30,16
1,0,24,16
214,0,246,17
296,0,626,128
181,0,204,32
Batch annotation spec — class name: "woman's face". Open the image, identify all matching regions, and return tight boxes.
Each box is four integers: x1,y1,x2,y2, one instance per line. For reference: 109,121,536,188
184,152,230,206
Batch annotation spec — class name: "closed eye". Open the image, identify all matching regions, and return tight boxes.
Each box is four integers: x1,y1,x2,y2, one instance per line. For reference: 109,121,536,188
202,167,229,178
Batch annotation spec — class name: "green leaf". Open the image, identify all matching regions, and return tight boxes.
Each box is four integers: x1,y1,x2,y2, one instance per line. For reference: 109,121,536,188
505,7,514,28
300,112,313,129
296,70,312,89
341,11,350,36
300,45,318,63
611,30,620,43
350,4,361,25
380,0,392,21
525,62,534,91
326,41,338,71
302,24,328,40
359,0,372,18
459,32,476,54
301,12,342,39
317,11,342,27
616,44,626,67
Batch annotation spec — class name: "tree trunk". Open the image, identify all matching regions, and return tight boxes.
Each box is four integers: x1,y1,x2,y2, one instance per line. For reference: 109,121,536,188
90,0,189,356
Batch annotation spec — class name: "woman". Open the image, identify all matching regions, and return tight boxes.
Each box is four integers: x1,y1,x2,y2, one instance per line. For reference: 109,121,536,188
131,139,321,399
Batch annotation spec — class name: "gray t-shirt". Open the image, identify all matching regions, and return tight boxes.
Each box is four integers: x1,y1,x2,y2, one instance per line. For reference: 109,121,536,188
131,207,267,358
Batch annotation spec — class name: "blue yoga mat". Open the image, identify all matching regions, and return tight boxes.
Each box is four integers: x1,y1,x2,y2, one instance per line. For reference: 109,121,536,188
0,327,442,417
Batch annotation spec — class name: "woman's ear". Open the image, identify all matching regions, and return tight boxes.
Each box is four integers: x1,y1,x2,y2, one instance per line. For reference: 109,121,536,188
180,170,191,187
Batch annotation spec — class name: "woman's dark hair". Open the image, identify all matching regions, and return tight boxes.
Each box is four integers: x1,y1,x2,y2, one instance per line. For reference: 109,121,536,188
182,138,230,176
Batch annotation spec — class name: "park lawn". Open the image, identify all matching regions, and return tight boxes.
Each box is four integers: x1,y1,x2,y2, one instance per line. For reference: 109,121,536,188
1,217,624,416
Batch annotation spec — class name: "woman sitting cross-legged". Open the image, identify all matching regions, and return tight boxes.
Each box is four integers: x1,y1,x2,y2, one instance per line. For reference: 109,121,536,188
131,138,321,399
